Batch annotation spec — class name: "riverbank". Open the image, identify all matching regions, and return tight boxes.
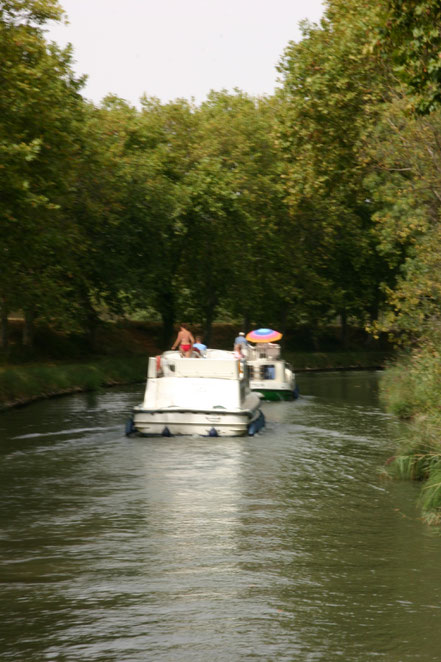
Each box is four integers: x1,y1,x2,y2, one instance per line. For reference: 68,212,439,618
0,349,391,410
380,339,441,525
0,318,392,409
0,357,147,410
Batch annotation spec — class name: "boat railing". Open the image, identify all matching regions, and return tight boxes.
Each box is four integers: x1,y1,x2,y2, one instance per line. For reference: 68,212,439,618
247,343,281,361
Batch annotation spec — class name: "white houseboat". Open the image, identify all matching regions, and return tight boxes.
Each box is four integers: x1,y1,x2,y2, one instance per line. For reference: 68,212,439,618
127,349,265,437
246,343,298,401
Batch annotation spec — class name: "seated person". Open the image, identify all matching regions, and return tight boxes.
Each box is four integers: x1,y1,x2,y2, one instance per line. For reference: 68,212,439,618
193,335,207,357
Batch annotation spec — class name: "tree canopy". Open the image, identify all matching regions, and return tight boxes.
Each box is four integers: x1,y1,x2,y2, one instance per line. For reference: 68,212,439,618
3,0,441,352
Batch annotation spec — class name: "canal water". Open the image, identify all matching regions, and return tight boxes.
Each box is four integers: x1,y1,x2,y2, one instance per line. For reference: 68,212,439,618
1,371,441,662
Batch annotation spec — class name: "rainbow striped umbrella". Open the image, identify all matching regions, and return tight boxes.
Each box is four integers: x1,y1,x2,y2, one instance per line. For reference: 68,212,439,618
246,328,282,343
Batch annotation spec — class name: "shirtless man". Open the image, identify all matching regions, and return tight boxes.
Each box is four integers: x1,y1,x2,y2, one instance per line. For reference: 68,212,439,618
171,323,195,357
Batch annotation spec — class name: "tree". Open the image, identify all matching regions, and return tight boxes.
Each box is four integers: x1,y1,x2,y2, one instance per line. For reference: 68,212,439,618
195,91,288,333
379,0,441,114
0,0,86,347
275,0,395,342
118,97,200,348
54,97,135,346
364,95,441,342
178,157,246,344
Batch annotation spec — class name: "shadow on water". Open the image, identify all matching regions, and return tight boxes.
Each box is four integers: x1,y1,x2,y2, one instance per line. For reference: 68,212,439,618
1,373,440,661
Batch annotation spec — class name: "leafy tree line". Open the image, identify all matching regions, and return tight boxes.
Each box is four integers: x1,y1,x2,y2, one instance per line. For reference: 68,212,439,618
2,0,441,356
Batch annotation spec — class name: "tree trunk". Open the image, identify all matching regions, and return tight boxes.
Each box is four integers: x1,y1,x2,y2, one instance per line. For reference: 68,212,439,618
243,312,250,334
86,308,99,351
22,308,35,347
279,304,288,336
311,323,321,351
158,291,176,351
340,309,348,349
203,297,218,347
369,299,380,327
203,314,213,348
0,299,8,349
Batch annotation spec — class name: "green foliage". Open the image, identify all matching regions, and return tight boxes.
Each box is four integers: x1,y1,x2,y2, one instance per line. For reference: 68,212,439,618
381,338,441,522
0,357,146,407
379,359,416,419
363,95,441,343
380,337,441,417
420,466,441,516
0,0,64,25
181,91,285,335
387,435,441,524
0,0,86,333
3,0,441,376
379,0,441,114
114,96,201,346
1,0,399,351
275,0,394,333
387,448,436,482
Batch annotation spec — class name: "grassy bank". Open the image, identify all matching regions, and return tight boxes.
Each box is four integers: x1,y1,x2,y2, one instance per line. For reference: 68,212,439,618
380,341,441,525
0,357,147,409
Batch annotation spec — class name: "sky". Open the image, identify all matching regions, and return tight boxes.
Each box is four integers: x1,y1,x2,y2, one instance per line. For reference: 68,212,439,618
45,0,324,107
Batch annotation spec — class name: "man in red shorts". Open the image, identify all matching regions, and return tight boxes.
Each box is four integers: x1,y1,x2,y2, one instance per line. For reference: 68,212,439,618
171,323,195,357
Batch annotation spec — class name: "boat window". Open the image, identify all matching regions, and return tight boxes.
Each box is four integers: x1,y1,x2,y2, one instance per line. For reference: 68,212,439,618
264,365,275,380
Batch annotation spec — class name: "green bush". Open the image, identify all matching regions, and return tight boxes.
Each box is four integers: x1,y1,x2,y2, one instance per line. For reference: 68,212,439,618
381,338,441,524
0,357,147,408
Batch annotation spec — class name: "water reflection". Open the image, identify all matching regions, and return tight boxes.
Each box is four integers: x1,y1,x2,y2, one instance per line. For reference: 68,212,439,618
1,373,441,661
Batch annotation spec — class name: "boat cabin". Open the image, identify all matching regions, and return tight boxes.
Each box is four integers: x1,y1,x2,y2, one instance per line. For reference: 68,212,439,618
143,350,250,411
246,343,290,383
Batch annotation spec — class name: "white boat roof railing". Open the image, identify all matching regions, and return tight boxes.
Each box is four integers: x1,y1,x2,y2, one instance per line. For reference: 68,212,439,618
247,343,281,360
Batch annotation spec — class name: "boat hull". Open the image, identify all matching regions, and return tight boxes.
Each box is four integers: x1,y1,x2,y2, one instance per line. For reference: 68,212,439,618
250,386,297,401
131,406,264,437
127,349,265,438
